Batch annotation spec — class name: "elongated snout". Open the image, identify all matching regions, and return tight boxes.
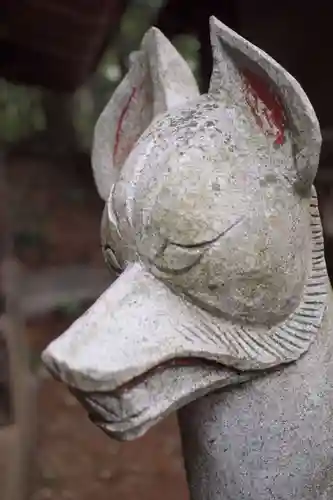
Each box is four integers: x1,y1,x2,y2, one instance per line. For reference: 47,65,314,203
42,263,228,393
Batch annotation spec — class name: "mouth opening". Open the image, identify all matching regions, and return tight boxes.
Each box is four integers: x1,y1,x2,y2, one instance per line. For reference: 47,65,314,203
67,356,251,441
78,356,226,397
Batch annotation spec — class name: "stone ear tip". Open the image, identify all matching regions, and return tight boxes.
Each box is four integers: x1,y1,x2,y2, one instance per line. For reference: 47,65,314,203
143,26,157,37
149,26,162,35
209,15,219,27
142,26,167,45
209,15,235,38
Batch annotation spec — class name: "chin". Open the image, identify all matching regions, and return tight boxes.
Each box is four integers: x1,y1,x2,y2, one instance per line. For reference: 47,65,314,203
66,359,249,441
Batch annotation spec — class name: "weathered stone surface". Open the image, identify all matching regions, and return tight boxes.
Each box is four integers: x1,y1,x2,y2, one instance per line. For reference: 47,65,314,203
179,291,333,500
43,16,332,500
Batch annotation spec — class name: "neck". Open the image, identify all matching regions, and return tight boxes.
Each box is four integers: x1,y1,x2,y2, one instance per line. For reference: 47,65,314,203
176,190,330,499
177,290,333,500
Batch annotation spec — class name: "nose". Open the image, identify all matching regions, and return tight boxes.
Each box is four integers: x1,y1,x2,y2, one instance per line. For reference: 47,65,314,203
42,348,80,388
41,263,155,391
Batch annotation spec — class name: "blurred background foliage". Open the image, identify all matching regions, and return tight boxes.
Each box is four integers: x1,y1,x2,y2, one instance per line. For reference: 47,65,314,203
0,0,200,153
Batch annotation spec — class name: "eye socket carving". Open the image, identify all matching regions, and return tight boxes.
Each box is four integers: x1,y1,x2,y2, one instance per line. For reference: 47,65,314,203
103,245,123,275
149,217,245,276
151,245,204,276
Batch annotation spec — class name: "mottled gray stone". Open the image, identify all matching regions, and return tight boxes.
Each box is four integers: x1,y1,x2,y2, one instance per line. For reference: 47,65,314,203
179,297,333,499
42,16,332,500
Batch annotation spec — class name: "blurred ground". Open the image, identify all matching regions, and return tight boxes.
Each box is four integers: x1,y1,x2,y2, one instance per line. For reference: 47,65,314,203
5,154,189,500
34,364,187,500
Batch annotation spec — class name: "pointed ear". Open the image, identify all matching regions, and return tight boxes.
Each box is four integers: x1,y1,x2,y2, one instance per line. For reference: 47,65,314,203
92,27,199,201
209,16,321,194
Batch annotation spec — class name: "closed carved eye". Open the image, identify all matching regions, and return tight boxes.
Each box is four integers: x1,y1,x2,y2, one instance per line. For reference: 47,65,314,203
149,217,244,276
151,244,204,275
103,245,123,275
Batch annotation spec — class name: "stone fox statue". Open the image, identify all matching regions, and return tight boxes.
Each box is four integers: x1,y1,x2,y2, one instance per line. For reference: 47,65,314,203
43,17,333,500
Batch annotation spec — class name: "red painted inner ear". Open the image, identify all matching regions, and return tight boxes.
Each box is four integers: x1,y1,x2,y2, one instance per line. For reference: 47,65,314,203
112,74,149,169
113,86,138,162
113,84,141,167
242,68,287,146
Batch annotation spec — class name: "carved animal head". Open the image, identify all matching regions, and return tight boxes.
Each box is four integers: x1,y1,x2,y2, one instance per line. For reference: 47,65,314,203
42,18,328,440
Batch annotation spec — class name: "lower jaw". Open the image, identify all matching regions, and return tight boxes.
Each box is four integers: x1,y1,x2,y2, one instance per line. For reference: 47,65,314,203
85,365,253,441
93,415,162,441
